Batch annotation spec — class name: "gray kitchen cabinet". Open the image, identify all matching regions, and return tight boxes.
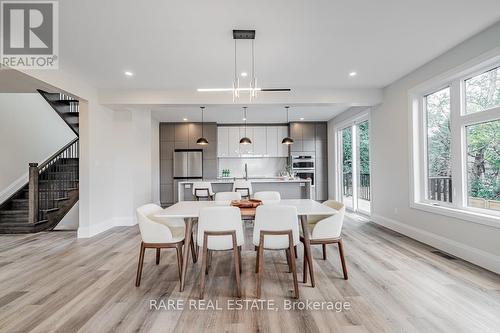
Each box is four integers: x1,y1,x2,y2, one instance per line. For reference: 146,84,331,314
160,141,175,160
160,123,175,142
160,159,173,185
203,159,217,179
315,123,327,141
290,140,303,152
289,123,302,140
302,140,315,152
217,126,229,157
315,140,327,158
266,127,278,157
174,123,189,142
187,123,202,148
302,123,315,141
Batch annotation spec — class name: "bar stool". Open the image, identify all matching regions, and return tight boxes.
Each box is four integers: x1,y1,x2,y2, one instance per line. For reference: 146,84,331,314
253,205,300,299
192,181,214,201
233,179,253,199
198,206,244,298
302,200,347,280
215,191,242,202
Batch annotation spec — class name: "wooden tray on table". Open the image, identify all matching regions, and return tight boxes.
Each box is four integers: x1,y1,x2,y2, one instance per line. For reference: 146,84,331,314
230,199,262,217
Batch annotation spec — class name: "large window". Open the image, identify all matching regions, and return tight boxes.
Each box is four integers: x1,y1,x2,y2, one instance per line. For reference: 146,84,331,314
412,59,500,223
425,87,452,203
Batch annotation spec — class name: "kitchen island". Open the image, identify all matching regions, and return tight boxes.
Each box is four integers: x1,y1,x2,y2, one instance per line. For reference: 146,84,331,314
177,178,312,201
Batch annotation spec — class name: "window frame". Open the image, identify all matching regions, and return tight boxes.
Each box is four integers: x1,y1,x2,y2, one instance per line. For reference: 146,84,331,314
409,50,500,228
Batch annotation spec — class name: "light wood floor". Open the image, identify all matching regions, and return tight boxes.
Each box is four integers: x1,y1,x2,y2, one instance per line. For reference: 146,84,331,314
1,214,499,333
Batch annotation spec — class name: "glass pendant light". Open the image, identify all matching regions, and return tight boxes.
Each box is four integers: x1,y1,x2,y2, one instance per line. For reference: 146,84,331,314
196,106,209,145
282,106,294,145
239,107,252,144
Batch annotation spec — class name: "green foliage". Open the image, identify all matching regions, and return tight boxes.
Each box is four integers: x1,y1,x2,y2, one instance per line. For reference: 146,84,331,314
341,121,370,174
426,67,500,201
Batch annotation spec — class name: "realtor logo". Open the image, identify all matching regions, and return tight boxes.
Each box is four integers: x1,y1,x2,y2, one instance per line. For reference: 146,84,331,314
1,1,58,69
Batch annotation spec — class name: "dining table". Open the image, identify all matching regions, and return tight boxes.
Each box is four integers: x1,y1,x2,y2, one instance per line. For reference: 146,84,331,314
154,199,338,292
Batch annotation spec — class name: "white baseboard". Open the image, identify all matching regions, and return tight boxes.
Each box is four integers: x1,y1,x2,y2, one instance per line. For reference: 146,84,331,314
77,215,137,238
0,173,28,204
371,214,500,275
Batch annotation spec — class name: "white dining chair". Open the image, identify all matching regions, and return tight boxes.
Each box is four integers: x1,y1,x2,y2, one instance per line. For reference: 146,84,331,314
135,204,195,287
192,182,215,201
197,206,244,298
253,191,281,203
233,179,253,199
301,200,347,280
215,191,241,202
253,205,299,298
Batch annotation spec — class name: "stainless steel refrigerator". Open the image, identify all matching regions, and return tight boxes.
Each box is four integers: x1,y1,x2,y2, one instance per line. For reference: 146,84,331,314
173,149,203,179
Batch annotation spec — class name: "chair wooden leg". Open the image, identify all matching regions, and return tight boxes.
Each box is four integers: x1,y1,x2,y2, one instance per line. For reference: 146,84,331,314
256,238,264,299
135,242,146,287
303,248,308,284
200,235,209,299
289,239,299,299
232,236,241,298
338,239,348,280
294,245,298,258
176,244,183,283
191,233,197,263
322,244,327,260
285,248,291,273
156,248,160,265
238,246,242,274
206,250,211,274
255,245,260,273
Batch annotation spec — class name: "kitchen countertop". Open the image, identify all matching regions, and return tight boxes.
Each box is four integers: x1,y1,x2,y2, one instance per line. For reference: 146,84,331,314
177,178,311,184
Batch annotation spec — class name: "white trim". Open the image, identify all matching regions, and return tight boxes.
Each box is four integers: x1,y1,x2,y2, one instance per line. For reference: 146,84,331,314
411,202,500,229
409,49,500,227
77,215,137,238
0,173,28,204
371,213,500,275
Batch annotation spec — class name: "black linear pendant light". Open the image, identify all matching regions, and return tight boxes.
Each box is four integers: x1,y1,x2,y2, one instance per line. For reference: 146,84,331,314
282,106,294,145
196,106,209,145
239,107,252,144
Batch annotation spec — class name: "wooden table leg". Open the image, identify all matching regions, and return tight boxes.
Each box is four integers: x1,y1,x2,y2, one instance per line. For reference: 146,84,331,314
300,215,315,287
180,217,193,292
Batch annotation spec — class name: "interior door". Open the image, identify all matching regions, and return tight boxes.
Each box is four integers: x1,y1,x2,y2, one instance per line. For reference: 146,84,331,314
340,126,354,210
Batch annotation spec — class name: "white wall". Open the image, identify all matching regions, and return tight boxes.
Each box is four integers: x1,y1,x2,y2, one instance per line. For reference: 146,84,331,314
0,93,77,202
14,69,156,238
328,22,500,273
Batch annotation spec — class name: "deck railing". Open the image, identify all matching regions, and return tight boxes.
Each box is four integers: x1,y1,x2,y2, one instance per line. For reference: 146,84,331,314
427,176,452,203
343,173,371,201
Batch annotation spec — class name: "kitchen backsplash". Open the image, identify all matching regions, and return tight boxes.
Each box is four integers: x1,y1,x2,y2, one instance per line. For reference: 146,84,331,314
218,157,288,178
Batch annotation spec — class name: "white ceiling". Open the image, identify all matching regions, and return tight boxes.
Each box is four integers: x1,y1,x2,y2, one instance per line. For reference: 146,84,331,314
150,104,351,123
56,0,500,121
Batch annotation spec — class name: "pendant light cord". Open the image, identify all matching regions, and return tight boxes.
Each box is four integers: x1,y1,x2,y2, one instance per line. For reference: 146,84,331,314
201,106,204,136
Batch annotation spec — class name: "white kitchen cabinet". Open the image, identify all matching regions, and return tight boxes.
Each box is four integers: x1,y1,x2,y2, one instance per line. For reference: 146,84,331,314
277,126,289,157
218,125,289,158
228,127,240,157
217,126,229,157
266,127,278,157
253,127,267,156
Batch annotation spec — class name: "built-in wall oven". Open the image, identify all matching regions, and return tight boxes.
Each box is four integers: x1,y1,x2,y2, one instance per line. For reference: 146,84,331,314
291,153,315,187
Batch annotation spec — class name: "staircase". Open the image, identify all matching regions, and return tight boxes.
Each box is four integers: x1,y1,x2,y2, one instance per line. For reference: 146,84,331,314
0,90,80,233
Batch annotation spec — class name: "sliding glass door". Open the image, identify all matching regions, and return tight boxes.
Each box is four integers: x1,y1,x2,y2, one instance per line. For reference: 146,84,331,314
338,116,371,215
341,127,354,209
357,120,371,214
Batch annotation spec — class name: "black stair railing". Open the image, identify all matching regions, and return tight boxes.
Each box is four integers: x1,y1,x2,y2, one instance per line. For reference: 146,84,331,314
28,138,79,223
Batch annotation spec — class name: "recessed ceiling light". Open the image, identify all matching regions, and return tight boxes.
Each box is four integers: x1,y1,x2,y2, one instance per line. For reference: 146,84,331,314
241,72,248,77
349,71,357,77
183,118,188,121
300,117,304,121
242,118,247,121
124,71,134,77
